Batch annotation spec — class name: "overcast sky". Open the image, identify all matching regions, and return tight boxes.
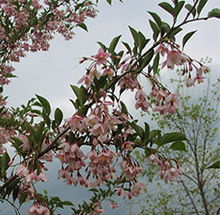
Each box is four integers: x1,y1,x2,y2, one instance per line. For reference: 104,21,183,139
2,0,220,214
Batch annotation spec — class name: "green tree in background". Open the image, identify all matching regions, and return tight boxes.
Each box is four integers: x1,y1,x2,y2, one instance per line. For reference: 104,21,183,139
137,76,220,215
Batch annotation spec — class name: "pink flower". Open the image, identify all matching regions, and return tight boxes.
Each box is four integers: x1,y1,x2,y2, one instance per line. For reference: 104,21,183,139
25,171,38,183
16,164,29,177
163,49,182,70
29,203,40,215
19,134,30,151
102,68,114,79
147,154,158,164
184,77,195,87
130,182,146,196
196,65,210,76
194,75,206,84
114,187,127,198
122,141,134,152
65,115,85,132
165,93,179,114
38,171,49,182
94,48,110,65
135,89,151,112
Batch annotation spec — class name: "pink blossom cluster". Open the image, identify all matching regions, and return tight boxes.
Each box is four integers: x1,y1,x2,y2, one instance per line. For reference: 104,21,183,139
0,126,16,154
158,42,210,87
0,0,98,105
115,182,146,199
77,202,105,215
147,153,183,183
106,200,118,209
80,48,182,116
16,163,48,183
29,203,50,215
150,85,180,115
15,163,50,213
57,142,86,185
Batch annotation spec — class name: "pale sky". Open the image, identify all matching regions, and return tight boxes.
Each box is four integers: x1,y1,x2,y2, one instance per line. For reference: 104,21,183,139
2,0,220,214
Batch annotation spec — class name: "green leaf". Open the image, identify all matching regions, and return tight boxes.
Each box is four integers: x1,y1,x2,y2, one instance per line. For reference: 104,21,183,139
169,141,186,151
120,101,129,115
149,20,160,41
106,0,112,5
148,130,160,141
19,192,29,205
61,201,74,206
207,161,220,169
148,12,162,29
138,32,150,53
152,52,160,75
160,132,187,146
78,86,89,106
78,104,90,116
159,2,174,17
1,152,10,175
77,23,88,32
70,85,80,98
208,8,220,19
168,27,182,40
108,35,121,54
174,1,185,17
138,50,154,71
182,30,197,49
36,94,51,115
161,22,170,36
185,4,196,17
197,0,208,16
97,42,107,51
54,108,63,126
129,26,139,46
122,41,132,54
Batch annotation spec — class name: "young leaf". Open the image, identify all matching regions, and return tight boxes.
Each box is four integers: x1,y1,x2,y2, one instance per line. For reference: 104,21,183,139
159,2,174,17
182,30,197,49
36,94,51,115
